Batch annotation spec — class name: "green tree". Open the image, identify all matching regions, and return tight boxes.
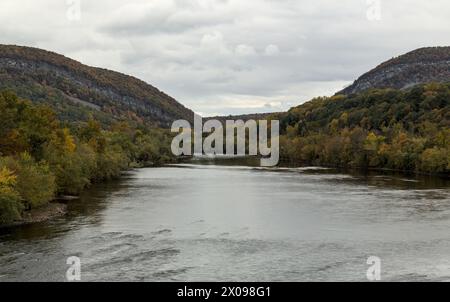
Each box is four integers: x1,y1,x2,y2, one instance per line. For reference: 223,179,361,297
0,154,56,209
0,167,23,224
420,148,448,173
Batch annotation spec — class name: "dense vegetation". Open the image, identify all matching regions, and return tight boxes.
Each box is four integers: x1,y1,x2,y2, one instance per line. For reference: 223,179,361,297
0,91,175,224
274,83,450,174
1,45,449,225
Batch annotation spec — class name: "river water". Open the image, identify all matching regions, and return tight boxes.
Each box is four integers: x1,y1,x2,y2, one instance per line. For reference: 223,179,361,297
0,163,449,281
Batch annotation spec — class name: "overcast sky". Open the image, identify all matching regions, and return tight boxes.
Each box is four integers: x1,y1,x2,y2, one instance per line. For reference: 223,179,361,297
1,0,450,116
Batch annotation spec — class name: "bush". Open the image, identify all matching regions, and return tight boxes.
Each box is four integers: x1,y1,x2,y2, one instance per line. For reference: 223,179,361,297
420,147,449,173
43,136,95,195
94,147,129,181
0,167,23,224
0,154,56,209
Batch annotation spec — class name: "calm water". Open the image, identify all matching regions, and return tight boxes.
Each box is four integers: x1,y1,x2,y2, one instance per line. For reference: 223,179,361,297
1,163,449,281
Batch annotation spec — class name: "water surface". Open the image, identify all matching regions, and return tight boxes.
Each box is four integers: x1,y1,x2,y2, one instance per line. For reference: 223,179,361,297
1,163,449,281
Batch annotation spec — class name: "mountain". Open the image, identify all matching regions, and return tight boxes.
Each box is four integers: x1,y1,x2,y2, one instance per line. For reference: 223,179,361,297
271,46,450,174
0,45,194,127
272,82,449,174
339,47,450,95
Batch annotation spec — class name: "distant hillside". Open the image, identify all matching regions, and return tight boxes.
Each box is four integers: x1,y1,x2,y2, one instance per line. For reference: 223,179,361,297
0,45,194,127
271,82,449,174
339,47,450,95
205,112,277,123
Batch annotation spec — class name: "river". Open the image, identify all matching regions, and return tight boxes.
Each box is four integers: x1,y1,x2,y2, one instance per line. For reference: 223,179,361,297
1,163,449,281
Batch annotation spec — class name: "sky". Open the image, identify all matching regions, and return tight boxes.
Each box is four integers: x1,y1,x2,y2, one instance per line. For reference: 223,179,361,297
1,0,450,116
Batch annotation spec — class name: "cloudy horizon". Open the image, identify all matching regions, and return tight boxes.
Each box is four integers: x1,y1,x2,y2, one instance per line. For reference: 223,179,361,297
1,0,450,116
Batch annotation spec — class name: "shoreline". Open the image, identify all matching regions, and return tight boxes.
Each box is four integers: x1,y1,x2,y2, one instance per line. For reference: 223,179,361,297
286,163,450,179
183,157,450,178
0,165,152,230
1,162,447,229
0,202,67,229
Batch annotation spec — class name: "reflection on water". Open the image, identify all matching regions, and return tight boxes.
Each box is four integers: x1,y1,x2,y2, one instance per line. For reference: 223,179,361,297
0,162,449,281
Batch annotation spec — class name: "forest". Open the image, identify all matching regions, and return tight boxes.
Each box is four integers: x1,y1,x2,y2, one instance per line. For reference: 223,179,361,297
0,90,175,224
1,82,449,225
273,83,450,175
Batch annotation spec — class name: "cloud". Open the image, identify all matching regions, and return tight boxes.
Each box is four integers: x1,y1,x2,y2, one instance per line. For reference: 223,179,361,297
264,44,280,56
235,44,256,56
0,0,450,116
201,31,230,55
99,0,235,36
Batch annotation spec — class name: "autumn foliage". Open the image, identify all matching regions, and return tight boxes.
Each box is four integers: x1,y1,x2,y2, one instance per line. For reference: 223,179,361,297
274,83,450,174
0,91,174,224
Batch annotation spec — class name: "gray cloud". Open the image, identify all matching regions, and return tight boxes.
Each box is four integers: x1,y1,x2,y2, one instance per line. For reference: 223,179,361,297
0,0,449,116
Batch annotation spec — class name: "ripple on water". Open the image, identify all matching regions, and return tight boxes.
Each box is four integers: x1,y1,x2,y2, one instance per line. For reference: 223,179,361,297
152,229,172,235
0,164,449,281
152,267,191,279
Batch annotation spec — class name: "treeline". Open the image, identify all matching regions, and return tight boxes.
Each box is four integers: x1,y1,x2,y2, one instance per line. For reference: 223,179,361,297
0,91,174,224
273,83,450,174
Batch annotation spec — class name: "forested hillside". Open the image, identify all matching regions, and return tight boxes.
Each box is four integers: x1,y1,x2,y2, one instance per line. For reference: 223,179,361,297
0,45,194,127
274,83,450,174
0,91,175,224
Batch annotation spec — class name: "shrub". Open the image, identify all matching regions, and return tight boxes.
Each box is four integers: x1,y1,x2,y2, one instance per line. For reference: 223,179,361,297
0,154,56,209
43,138,95,195
94,147,129,181
420,147,449,173
0,167,23,224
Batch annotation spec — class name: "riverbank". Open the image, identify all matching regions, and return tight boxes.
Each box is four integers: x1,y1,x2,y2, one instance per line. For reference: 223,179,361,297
187,156,450,178
1,159,447,229
0,202,67,229
0,165,157,229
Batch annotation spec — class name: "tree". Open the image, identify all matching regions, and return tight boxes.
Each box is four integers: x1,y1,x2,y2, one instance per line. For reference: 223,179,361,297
420,148,448,173
0,167,23,223
0,154,56,209
43,133,94,195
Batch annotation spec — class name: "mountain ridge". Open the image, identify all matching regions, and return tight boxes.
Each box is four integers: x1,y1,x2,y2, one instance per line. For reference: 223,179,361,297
338,46,450,95
0,44,194,127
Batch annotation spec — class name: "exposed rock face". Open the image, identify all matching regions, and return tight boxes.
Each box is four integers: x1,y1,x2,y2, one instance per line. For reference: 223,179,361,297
339,47,450,95
0,45,194,126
